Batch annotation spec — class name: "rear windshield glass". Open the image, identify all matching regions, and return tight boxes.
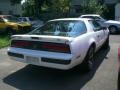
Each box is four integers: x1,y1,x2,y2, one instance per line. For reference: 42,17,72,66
30,20,87,37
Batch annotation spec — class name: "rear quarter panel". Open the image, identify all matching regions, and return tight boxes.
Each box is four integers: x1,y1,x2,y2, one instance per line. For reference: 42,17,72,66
70,20,98,66
70,33,97,67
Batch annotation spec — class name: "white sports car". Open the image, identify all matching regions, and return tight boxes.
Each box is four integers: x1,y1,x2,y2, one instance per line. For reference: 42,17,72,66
80,14,120,34
7,18,109,71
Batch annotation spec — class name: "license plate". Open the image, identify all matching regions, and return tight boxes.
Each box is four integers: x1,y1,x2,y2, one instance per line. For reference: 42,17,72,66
26,56,39,64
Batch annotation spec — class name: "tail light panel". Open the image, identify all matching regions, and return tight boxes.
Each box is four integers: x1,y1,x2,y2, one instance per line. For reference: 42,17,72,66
11,40,71,53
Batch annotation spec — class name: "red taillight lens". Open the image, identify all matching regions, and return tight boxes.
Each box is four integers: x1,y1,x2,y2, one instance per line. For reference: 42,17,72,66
42,43,70,53
11,40,71,53
11,41,30,47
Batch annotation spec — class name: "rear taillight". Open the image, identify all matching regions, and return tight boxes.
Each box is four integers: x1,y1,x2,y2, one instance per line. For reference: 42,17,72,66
11,40,71,53
11,40,30,47
42,43,70,53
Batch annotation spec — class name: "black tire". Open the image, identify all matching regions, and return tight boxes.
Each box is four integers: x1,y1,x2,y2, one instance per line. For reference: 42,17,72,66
109,26,118,34
81,45,95,72
103,36,109,49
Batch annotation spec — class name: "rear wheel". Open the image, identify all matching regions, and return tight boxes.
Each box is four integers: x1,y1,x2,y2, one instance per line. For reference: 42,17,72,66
81,45,95,72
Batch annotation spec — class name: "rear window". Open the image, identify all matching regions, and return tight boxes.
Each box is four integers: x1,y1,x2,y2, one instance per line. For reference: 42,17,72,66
30,20,87,37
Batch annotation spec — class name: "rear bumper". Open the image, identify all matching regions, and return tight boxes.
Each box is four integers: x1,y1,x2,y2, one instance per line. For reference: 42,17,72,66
8,47,73,70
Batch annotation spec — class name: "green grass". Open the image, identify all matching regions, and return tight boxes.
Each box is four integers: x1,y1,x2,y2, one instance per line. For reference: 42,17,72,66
0,34,10,49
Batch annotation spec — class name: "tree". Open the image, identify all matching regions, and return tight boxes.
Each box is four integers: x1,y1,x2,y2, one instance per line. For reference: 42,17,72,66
22,0,71,18
22,0,51,17
22,0,35,16
82,0,106,15
48,0,71,17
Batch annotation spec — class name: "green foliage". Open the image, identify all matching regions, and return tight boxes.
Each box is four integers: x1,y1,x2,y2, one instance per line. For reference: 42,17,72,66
22,0,71,18
82,0,107,15
50,0,70,13
0,35,10,49
22,0,36,16
11,0,106,20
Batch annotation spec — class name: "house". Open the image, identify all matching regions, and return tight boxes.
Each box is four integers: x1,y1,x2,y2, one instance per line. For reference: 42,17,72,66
104,0,118,20
0,0,22,16
115,3,120,20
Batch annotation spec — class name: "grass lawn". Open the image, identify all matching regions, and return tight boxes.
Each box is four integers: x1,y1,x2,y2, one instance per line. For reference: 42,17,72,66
0,34,10,49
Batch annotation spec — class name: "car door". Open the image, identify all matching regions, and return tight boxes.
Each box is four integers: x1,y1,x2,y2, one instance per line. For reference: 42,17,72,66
0,17,6,32
89,20,105,48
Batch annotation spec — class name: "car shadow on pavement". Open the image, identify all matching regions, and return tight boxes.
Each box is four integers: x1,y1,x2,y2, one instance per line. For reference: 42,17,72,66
3,47,110,90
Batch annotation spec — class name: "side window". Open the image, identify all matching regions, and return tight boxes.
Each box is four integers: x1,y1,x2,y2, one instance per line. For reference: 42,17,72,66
89,20,102,31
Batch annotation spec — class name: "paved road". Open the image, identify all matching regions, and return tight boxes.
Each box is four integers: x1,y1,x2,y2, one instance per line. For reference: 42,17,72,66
0,35,119,90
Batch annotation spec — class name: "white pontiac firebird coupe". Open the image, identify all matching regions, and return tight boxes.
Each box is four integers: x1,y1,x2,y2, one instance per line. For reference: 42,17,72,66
7,18,109,71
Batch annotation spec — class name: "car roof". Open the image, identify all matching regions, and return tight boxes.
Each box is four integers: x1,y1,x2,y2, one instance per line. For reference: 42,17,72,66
49,18,92,22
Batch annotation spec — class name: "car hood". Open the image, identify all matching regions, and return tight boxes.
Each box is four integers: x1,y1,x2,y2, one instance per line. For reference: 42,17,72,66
17,22,31,26
6,21,31,26
105,20,120,24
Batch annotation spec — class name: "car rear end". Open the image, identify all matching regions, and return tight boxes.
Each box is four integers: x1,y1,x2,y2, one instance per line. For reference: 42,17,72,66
8,35,74,70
